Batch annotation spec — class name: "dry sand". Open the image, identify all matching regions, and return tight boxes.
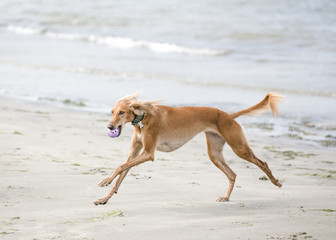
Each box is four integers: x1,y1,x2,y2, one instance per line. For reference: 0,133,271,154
1,96,335,240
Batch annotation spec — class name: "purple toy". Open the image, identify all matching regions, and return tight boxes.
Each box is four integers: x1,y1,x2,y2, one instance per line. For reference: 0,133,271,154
107,128,119,138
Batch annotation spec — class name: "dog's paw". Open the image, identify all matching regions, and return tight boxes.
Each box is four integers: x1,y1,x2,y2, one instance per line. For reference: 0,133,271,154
98,177,112,187
216,196,229,202
273,179,282,188
93,198,108,205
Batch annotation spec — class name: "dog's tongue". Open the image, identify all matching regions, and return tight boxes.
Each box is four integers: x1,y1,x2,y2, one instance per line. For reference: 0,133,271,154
107,128,119,138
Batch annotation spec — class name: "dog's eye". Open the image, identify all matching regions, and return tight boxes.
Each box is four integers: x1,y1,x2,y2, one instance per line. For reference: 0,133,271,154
119,111,125,115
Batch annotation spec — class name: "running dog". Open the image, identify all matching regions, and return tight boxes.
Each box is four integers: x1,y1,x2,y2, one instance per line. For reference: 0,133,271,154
94,92,284,205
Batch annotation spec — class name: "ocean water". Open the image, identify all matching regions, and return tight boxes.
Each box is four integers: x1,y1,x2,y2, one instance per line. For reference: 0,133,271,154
1,0,336,148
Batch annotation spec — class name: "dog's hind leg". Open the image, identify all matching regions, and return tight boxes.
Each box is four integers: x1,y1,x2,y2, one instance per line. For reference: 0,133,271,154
222,123,282,188
234,146,282,188
205,131,237,202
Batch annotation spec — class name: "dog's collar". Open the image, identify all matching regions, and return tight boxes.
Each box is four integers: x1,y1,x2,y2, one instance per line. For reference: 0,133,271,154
132,114,144,128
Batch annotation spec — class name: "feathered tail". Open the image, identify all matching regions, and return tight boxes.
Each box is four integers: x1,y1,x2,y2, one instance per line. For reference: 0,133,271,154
230,92,285,119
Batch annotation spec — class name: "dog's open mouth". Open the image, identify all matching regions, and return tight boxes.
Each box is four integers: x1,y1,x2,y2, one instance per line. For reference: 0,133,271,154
107,125,122,138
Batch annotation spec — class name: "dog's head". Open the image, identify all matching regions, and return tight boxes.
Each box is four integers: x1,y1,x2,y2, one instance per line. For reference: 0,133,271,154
107,92,161,137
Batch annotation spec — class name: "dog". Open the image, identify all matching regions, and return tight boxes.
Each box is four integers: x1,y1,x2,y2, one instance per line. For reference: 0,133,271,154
94,92,284,205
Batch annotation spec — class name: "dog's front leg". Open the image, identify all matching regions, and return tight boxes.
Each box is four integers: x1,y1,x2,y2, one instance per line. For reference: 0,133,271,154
109,139,143,193
94,131,144,205
98,150,154,187
94,151,154,205
98,131,143,187
94,171,129,205
94,128,158,205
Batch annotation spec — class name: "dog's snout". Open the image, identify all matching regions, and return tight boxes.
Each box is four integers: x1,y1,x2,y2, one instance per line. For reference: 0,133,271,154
107,124,114,130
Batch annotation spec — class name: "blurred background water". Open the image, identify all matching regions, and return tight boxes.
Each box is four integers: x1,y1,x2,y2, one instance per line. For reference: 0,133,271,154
1,0,336,148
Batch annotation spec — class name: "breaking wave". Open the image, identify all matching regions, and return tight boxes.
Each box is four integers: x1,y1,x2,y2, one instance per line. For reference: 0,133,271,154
5,25,229,57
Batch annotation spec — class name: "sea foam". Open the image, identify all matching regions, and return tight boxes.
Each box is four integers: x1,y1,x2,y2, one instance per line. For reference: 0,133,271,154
5,25,226,57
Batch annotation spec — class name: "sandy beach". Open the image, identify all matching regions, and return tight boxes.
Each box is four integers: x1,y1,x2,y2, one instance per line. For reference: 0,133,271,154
1,0,336,239
0,96,335,240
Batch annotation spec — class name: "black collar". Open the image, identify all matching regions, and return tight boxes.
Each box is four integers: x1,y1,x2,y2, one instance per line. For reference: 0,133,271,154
131,114,145,128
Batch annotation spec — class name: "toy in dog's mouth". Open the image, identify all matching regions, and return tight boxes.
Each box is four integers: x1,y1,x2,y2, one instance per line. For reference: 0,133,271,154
107,125,122,138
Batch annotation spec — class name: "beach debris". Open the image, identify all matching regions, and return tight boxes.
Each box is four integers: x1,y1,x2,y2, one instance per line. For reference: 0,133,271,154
259,175,268,181
266,232,315,240
263,146,317,160
189,181,200,186
62,99,86,107
0,217,21,235
35,111,49,115
322,160,334,164
311,208,336,213
245,122,274,131
299,206,306,212
283,133,303,140
85,209,123,223
130,173,152,180
173,203,183,206
325,134,336,139
296,173,335,180
317,139,336,147
231,221,253,227
83,168,109,175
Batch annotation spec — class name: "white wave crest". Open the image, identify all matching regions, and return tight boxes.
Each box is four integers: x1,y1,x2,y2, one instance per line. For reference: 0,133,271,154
45,31,84,41
88,35,224,56
6,25,43,35
5,25,227,56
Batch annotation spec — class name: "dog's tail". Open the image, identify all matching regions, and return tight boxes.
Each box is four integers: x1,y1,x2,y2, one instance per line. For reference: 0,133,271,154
230,92,285,119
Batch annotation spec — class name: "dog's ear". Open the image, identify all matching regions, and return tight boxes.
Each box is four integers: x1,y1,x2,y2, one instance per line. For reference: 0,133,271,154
129,99,162,116
129,102,146,116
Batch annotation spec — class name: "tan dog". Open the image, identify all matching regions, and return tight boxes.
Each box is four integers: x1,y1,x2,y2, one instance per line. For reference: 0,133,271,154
94,92,284,205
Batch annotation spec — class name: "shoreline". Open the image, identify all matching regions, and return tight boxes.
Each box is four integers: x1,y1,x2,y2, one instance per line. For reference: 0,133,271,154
1,96,335,240
2,91,336,150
